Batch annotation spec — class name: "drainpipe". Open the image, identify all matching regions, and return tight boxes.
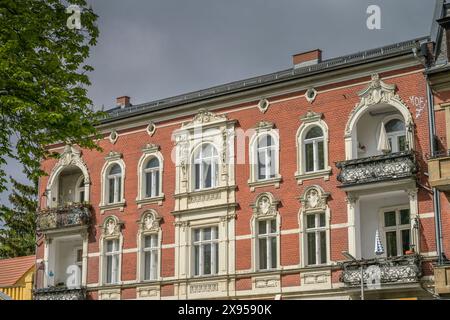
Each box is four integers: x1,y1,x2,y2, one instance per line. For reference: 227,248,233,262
426,78,444,265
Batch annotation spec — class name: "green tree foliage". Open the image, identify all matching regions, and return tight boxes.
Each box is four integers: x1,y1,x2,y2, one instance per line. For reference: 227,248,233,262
0,176,37,258
0,0,102,192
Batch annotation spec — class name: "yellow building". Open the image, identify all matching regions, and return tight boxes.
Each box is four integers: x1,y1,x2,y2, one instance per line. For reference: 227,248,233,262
0,255,35,300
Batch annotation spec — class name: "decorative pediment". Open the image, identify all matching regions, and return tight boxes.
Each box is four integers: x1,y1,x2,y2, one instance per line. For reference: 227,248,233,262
358,74,397,106
139,210,161,233
299,185,330,212
102,216,122,237
142,143,160,154
182,109,227,127
48,145,90,185
300,111,323,123
105,151,122,161
254,121,275,132
251,192,280,218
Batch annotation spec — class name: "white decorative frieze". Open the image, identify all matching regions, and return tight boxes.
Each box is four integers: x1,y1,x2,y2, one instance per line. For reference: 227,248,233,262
189,282,219,294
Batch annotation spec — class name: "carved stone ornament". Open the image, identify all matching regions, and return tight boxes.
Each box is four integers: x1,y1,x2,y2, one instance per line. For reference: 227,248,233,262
254,121,275,132
300,110,323,123
140,210,161,232
251,192,279,218
182,108,227,127
109,130,119,144
305,88,318,103
48,145,90,186
257,98,270,113
300,185,329,212
102,216,121,237
146,122,156,136
142,143,160,154
105,151,122,161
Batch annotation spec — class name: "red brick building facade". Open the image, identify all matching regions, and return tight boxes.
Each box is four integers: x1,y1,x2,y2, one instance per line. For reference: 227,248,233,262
33,2,450,300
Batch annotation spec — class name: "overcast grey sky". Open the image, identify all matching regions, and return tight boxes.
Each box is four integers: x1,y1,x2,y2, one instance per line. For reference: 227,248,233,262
0,0,436,206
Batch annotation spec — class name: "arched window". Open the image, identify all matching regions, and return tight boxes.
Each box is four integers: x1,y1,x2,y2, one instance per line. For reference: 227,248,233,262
193,143,219,190
304,126,325,173
385,119,406,153
107,164,122,204
257,134,277,180
144,157,160,198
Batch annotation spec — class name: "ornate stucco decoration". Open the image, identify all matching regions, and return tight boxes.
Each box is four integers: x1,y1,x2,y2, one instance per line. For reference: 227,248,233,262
257,98,270,113
300,110,323,123
146,122,156,136
299,185,330,212
109,130,119,144
105,151,122,161
102,216,122,238
251,192,280,218
182,108,227,128
254,121,275,132
345,73,413,137
47,145,90,188
142,143,160,154
305,88,318,103
138,210,161,233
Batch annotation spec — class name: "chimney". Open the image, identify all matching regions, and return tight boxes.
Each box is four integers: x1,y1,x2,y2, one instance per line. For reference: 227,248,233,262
116,96,131,109
437,15,450,62
292,49,322,69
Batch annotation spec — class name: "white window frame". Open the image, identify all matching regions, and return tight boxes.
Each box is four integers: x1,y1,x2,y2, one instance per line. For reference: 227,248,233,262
100,157,126,208
305,212,328,266
379,205,411,258
295,114,331,183
383,117,407,153
75,175,85,203
142,234,159,281
137,146,164,203
143,158,161,198
256,134,278,181
303,127,325,173
104,238,120,285
192,143,219,191
192,226,219,277
107,165,122,204
256,219,278,271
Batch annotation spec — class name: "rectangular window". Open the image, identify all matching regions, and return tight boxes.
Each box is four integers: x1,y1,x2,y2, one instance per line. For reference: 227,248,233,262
383,208,411,257
145,171,160,198
305,213,327,265
143,234,158,281
105,239,120,284
257,219,277,270
193,227,218,276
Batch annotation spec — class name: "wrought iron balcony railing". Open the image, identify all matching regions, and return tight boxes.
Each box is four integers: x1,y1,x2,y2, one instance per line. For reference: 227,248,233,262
33,286,86,300
336,150,417,187
36,203,91,231
339,254,422,287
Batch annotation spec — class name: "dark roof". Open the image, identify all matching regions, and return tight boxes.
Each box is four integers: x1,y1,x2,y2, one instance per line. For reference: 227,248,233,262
102,36,428,124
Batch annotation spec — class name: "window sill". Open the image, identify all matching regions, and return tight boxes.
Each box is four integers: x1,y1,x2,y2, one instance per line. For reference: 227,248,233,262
136,194,165,208
99,201,126,214
248,176,282,192
295,168,331,185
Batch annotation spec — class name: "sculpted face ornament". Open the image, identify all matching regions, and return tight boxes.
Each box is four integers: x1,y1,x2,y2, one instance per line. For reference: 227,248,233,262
144,214,154,230
258,196,270,214
307,189,319,208
106,219,116,235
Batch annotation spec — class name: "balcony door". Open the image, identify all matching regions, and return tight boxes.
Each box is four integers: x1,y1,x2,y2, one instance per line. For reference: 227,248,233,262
382,207,411,257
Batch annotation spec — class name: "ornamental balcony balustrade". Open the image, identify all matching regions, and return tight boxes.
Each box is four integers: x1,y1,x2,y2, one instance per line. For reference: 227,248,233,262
36,203,91,232
336,150,417,187
33,286,86,300
339,254,422,287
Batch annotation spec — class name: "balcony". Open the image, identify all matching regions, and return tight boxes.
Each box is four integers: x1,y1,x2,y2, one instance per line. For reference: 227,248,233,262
428,150,450,191
336,151,417,188
340,254,422,287
434,264,450,295
36,203,91,232
33,286,86,300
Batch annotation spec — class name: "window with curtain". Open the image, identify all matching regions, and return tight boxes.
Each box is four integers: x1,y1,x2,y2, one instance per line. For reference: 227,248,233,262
143,234,159,280
193,144,219,190
385,119,407,153
304,126,325,173
144,157,160,198
193,227,218,276
257,219,277,270
107,164,122,204
105,239,120,284
257,134,277,180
